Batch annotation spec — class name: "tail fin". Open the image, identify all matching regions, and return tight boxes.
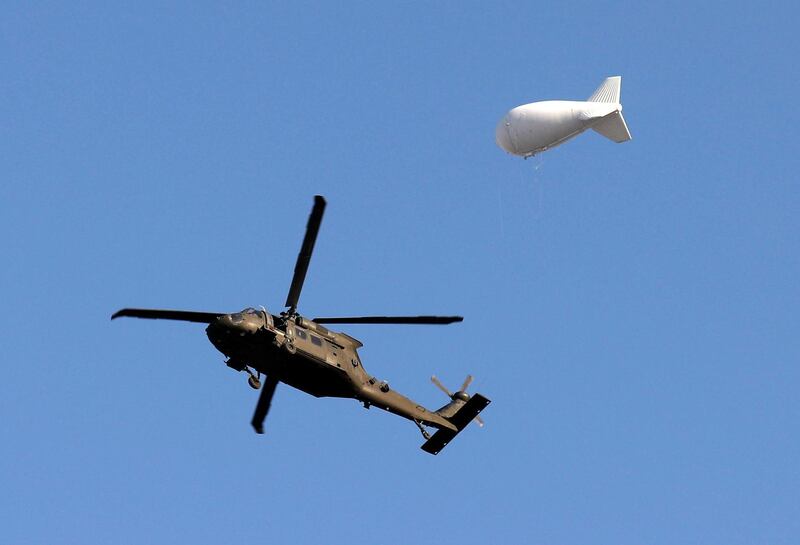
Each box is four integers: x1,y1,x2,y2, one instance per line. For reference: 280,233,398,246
421,393,490,455
593,110,632,142
588,77,631,142
588,76,622,104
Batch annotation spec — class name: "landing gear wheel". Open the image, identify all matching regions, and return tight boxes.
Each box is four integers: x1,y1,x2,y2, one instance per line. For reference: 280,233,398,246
285,342,296,355
248,375,261,390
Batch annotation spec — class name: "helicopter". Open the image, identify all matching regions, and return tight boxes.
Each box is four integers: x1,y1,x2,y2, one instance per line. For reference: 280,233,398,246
112,196,489,455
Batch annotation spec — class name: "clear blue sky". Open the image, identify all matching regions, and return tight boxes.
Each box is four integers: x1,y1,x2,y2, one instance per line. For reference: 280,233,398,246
2,2,798,544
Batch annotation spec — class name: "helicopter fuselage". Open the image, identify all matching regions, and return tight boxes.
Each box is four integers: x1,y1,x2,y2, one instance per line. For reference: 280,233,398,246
205,307,457,431
111,195,489,453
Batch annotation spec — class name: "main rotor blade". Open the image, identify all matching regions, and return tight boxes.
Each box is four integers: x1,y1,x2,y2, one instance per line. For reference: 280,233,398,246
285,195,326,312
460,374,474,392
312,316,463,325
431,375,453,398
111,308,223,323
251,375,279,434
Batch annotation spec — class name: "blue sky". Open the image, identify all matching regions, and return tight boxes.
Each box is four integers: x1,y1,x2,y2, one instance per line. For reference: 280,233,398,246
2,2,798,544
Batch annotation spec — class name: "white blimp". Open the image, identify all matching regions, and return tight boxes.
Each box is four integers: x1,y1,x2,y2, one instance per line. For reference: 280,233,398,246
496,76,631,157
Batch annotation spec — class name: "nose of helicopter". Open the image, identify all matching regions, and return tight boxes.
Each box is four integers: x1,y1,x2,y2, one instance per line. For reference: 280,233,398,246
206,313,257,349
206,316,229,350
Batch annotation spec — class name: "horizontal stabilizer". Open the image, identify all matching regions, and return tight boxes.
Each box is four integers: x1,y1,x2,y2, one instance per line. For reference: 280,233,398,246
588,76,622,104
421,393,490,455
592,110,632,143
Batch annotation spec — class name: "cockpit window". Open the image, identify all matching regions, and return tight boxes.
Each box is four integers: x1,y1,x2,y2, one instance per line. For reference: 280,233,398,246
230,313,244,324
243,307,258,314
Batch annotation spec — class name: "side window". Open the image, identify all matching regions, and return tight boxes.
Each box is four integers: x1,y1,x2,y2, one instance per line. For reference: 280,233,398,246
310,335,322,347
295,329,307,340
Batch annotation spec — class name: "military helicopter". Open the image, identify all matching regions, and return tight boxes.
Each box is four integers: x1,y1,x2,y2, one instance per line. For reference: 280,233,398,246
112,196,489,455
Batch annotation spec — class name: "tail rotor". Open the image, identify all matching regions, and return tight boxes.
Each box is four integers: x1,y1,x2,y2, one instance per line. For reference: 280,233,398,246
431,374,485,427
